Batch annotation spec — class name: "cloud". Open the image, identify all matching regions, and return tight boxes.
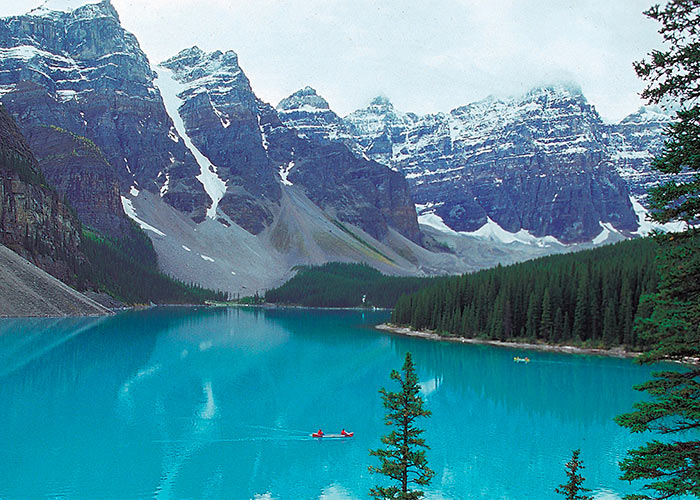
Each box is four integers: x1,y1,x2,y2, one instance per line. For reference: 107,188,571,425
4,0,663,121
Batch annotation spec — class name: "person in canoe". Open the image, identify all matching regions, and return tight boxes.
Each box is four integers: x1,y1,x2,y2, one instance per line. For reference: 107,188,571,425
312,429,324,437
341,429,353,437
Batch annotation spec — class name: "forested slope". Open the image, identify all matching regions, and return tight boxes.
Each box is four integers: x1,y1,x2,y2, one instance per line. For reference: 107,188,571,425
391,238,658,348
78,227,228,305
265,263,443,308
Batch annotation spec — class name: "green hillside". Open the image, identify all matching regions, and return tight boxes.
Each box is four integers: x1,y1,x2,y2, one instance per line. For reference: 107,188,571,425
265,262,444,308
391,237,659,349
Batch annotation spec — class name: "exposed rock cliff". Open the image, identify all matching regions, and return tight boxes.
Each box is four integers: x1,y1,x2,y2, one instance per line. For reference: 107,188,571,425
0,103,82,282
0,0,209,229
278,86,658,244
159,47,421,243
21,124,129,237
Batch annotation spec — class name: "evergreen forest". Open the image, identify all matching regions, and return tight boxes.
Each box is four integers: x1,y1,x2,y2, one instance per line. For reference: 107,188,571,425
265,262,444,308
391,237,660,349
2,126,226,305
77,226,228,305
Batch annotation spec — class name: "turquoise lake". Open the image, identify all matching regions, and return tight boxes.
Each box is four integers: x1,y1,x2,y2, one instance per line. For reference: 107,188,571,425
0,307,670,500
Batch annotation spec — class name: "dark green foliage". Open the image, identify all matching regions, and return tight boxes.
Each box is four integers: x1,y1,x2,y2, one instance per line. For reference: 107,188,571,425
233,292,265,305
633,232,700,363
633,0,700,226
615,3,700,498
392,238,657,348
77,226,227,305
0,146,49,189
555,450,592,500
369,352,434,500
615,370,700,500
265,262,442,308
615,232,700,500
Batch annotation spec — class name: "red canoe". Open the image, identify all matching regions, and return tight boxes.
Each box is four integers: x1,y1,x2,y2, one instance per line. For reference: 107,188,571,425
312,432,353,438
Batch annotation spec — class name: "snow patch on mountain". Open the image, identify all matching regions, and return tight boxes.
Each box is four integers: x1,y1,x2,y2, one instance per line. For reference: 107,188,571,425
120,196,166,236
592,222,621,245
630,196,687,235
155,67,227,219
0,45,76,66
210,100,231,128
621,106,673,125
465,217,565,247
417,212,454,234
159,174,170,196
29,0,105,15
279,162,294,186
418,210,565,248
257,115,269,150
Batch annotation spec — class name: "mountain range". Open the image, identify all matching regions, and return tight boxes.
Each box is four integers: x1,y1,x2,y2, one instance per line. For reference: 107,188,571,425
277,85,677,243
0,0,678,297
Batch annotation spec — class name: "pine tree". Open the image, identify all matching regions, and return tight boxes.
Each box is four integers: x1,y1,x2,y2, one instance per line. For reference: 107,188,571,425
602,301,617,347
572,275,588,341
540,289,553,341
553,307,564,343
620,287,635,346
634,2,700,225
555,449,592,500
369,352,434,500
526,292,540,340
615,232,700,500
616,2,700,499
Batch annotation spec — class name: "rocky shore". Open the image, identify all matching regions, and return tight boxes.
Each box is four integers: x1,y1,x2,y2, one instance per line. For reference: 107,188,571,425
375,323,640,358
0,244,111,318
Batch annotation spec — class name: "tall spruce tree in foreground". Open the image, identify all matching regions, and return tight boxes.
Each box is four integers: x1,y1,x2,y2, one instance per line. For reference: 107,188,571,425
555,450,592,500
615,1,700,499
369,352,434,500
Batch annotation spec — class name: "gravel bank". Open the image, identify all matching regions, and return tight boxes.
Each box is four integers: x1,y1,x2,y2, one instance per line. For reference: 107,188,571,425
0,244,111,317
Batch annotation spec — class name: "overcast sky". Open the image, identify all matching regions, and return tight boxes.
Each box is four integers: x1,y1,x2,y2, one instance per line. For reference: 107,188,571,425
2,0,664,122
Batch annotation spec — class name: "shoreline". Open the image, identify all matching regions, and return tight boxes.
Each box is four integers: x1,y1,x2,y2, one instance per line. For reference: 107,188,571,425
375,323,641,359
207,302,392,312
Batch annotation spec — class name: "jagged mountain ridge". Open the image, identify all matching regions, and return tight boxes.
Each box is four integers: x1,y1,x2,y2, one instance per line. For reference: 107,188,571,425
0,1,422,242
0,103,83,283
277,86,674,244
157,46,421,243
0,0,676,297
0,2,434,295
0,0,210,230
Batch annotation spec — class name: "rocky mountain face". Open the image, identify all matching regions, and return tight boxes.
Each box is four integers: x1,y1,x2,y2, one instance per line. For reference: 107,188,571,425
22,124,127,237
277,86,670,244
602,106,676,198
0,103,82,283
0,0,209,230
157,47,281,233
276,86,358,153
0,0,674,296
158,47,421,243
0,1,433,296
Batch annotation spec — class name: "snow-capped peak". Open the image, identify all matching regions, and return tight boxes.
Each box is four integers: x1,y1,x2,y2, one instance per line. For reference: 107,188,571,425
160,47,241,88
526,82,583,99
620,105,673,125
277,86,331,112
369,95,393,108
29,0,111,16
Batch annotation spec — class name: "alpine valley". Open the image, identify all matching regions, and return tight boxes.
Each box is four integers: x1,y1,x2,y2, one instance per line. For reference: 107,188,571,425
0,0,680,299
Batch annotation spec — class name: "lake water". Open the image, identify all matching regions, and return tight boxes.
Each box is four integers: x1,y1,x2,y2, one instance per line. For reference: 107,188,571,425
0,307,669,500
